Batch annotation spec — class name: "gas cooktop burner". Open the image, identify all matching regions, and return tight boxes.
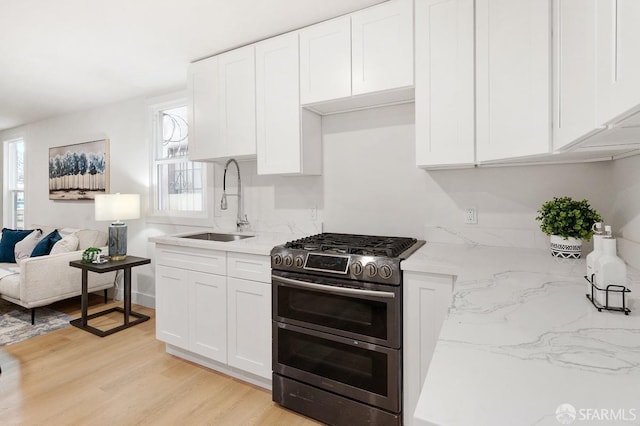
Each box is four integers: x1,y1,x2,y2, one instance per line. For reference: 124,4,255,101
285,233,420,258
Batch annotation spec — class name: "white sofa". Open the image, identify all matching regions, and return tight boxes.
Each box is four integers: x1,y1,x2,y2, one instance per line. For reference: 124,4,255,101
0,226,116,324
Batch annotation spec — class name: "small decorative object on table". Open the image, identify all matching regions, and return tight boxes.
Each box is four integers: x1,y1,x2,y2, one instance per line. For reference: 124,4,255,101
81,247,103,264
535,196,602,259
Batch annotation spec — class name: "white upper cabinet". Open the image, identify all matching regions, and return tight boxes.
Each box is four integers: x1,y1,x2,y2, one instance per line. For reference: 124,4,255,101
299,16,352,104
188,46,256,162
216,45,256,160
553,0,604,151
415,0,475,168
188,56,218,162
476,0,551,162
596,0,640,125
352,0,414,95
256,32,322,175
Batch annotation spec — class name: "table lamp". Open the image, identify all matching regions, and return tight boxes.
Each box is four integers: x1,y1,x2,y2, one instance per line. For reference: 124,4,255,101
95,193,140,261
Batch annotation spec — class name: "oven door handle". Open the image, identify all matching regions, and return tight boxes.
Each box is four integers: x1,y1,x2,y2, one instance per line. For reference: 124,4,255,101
272,275,396,299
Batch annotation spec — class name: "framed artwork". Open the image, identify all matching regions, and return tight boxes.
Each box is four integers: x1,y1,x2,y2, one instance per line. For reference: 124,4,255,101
49,139,110,200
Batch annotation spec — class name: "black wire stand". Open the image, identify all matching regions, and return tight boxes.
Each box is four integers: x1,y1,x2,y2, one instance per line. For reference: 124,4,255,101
584,275,631,315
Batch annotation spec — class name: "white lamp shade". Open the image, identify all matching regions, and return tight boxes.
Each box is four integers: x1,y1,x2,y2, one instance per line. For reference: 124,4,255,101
95,193,141,221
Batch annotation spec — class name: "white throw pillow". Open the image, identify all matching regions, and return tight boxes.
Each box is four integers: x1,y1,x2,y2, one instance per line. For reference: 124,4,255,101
50,234,80,255
15,229,43,265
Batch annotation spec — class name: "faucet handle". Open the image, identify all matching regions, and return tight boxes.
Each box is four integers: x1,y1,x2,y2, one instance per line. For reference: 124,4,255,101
237,214,251,232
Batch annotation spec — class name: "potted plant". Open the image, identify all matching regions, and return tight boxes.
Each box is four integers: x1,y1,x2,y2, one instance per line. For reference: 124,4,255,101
535,196,602,259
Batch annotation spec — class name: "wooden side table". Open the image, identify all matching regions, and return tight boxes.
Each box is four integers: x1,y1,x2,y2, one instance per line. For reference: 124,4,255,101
69,256,151,337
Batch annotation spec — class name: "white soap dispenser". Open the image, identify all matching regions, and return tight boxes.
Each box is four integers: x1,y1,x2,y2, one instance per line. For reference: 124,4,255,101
593,233,627,308
586,223,608,293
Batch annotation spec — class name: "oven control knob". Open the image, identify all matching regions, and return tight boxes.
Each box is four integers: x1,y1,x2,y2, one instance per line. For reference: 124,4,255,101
379,264,393,279
284,255,294,267
365,263,378,278
273,254,283,266
351,261,363,275
294,256,305,268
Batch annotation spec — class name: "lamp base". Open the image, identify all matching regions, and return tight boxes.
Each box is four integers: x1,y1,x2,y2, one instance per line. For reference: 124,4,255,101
109,255,127,261
108,222,128,260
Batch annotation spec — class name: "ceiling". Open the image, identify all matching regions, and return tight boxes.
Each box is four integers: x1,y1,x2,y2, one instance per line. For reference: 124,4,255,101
0,0,387,131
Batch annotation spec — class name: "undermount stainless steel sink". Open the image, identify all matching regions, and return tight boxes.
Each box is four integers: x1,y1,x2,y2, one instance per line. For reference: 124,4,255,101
179,232,254,242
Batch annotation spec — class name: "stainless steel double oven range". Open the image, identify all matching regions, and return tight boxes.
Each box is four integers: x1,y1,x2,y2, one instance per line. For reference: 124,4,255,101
271,233,425,425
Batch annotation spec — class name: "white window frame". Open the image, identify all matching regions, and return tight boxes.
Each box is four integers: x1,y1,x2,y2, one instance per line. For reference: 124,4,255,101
147,93,213,226
3,137,25,229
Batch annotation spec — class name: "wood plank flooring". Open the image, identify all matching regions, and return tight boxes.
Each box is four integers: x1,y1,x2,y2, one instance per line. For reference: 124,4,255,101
0,295,321,425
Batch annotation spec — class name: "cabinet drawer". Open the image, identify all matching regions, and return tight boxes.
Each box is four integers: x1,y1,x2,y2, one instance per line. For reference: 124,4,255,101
227,252,271,283
156,244,226,275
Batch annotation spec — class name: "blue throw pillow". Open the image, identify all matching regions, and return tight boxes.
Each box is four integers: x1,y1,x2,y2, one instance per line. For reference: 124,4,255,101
31,230,62,258
0,228,35,263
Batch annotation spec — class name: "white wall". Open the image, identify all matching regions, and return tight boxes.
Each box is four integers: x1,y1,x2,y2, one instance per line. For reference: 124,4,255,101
2,98,637,308
611,154,640,268
322,103,613,249
0,96,325,307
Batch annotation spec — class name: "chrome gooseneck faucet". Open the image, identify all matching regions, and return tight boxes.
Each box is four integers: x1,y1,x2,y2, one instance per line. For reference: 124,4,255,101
221,158,250,232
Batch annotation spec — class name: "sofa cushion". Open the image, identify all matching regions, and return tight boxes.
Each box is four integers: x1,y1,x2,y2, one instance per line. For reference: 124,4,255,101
15,229,44,265
0,228,35,263
50,234,80,255
76,229,108,250
31,230,62,257
0,263,21,299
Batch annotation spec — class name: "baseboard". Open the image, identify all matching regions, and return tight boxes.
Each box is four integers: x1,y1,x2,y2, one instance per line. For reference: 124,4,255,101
110,288,155,309
165,344,272,390
133,292,155,309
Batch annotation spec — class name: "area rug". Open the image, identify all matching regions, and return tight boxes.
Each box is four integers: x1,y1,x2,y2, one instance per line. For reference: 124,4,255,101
0,299,73,346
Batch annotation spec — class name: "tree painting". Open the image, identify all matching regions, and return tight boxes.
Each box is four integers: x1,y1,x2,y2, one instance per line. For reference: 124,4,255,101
49,139,110,200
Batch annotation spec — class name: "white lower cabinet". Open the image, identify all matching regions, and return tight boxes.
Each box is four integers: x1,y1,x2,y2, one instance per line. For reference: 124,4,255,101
403,271,455,425
155,244,272,387
189,270,227,363
155,264,190,347
227,277,271,378
156,265,227,361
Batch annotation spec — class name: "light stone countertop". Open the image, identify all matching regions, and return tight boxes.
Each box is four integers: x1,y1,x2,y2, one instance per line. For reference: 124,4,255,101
149,231,311,256
402,243,640,426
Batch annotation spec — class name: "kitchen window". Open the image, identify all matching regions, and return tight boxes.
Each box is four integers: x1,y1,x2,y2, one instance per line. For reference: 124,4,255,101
149,95,212,225
3,137,25,229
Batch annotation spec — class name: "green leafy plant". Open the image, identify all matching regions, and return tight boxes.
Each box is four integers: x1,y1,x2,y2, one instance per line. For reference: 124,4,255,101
81,247,102,264
535,196,602,241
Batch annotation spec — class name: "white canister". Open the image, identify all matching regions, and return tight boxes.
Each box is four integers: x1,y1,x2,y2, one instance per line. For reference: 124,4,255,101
593,238,627,308
585,224,609,295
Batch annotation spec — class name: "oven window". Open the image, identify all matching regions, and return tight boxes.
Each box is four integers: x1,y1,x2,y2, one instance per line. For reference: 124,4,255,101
277,286,388,340
278,327,388,396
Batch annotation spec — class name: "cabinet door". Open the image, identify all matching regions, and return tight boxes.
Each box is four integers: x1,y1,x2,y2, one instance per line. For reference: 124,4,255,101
553,0,604,151
188,57,218,162
256,33,322,175
217,45,257,159
227,277,271,379
300,16,352,104
597,0,640,124
256,32,302,175
189,270,227,363
403,272,454,426
476,0,551,162
351,0,414,95
156,265,189,348
415,0,475,167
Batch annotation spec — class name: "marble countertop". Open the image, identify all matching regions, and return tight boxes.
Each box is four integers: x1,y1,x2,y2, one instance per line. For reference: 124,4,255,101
149,231,309,256
403,243,640,426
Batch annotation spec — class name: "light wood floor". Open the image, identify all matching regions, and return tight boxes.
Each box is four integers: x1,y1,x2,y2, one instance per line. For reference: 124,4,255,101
0,295,321,425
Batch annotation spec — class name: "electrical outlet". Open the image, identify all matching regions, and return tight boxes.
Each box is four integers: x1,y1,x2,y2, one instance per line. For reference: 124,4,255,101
464,207,477,224
310,206,318,221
